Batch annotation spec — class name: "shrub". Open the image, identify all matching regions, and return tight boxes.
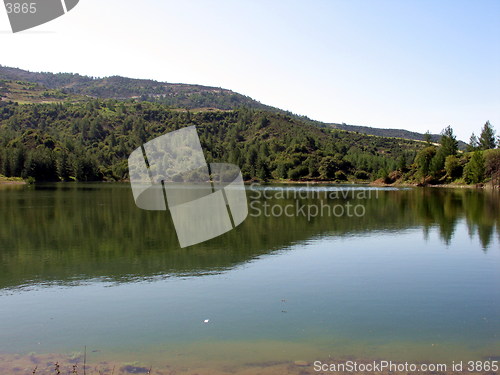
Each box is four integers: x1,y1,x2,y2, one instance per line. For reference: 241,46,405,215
444,155,462,180
415,146,436,179
355,170,369,180
484,149,500,179
463,151,485,184
335,170,347,181
288,165,308,180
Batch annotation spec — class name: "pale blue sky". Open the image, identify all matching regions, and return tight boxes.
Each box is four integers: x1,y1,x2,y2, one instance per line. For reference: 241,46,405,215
1,0,499,141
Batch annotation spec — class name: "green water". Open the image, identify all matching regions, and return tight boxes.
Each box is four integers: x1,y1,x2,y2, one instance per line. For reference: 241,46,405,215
0,183,498,367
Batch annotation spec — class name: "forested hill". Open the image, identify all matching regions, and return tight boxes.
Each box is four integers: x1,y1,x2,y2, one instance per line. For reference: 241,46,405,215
0,65,466,146
0,100,425,182
2,66,496,186
0,65,273,111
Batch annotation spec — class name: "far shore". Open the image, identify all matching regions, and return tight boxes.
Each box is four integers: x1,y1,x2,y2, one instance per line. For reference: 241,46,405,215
0,180,26,185
245,178,497,189
0,178,497,190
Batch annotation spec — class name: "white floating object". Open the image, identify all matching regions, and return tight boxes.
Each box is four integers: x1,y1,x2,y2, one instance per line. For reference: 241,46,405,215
204,319,210,323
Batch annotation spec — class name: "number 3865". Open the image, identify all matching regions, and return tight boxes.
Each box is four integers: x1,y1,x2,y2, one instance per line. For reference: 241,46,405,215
5,3,37,14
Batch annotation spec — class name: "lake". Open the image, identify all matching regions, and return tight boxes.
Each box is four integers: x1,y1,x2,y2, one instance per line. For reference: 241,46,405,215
0,183,498,374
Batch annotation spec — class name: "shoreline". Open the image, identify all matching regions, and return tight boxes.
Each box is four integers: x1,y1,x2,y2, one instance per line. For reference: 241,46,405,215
245,178,496,189
0,178,496,190
0,180,26,186
0,351,493,375
0,174,27,185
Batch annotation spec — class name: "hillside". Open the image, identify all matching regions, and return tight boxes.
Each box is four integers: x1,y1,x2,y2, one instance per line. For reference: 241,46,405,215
0,79,88,104
0,100,425,182
0,65,466,146
0,65,273,111
2,65,494,187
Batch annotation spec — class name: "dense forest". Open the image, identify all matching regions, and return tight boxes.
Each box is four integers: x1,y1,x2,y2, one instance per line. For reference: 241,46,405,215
0,99,424,183
0,67,498,186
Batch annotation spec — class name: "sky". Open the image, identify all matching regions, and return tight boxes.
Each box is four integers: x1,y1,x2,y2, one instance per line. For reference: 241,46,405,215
0,0,499,142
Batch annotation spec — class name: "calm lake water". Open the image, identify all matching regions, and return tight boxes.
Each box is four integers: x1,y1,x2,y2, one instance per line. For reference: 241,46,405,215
0,183,499,371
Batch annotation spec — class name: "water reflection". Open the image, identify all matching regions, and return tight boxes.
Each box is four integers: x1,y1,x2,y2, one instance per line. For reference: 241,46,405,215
0,184,498,290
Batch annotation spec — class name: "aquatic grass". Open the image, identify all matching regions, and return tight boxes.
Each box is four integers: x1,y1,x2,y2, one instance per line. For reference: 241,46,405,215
24,350,153,375
25,348,114,375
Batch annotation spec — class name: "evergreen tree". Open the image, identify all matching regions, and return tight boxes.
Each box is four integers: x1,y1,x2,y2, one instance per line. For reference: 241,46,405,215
424,131,432,145
9,147,25,177
440,126,458,156
415,146,436,181
444,155,461,180
275,162,289,179
318,156,338,179
463,151,485,184
398,154,407,171
429,126,458,176
484,150,500,181
56,150,71,181
479,121,496,150
256,159,270,181
467,133,479,152
246,146,258,177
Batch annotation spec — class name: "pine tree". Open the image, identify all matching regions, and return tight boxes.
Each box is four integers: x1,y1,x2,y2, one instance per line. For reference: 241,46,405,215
424,131,432,145
479,121,496,150
463,151,485,184
56,151,71,181
467,133,479,152
444,155,461,180
415,146,436,181
430,126,458,175
398,154,407,171
440,126,458,156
